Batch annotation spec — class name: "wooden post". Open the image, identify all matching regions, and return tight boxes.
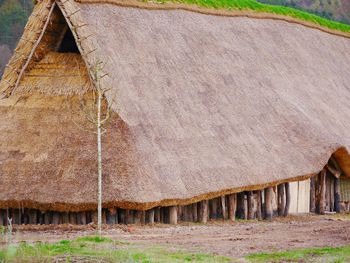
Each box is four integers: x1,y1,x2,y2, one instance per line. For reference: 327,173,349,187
236,192,246,220
198,200,208,223
221,196,227,220
92,211,98,224
192,203,198,222
29,209,38,225
0,209,4,226
310,176,316,213
52,212,60,225
13,209,21,225
118,209,125,224
247,191,255,220
256,190,263,220
330,176,334,212
44,212,51,225
264,187,273,220
284,182,291,217
169,206,178,225
69,212,77,224
334,177,341,213
209,198,218,219
277,184,285,216
227,194,237,221
107,208,117,225
319,170,326,215
155,207,161,223
147,209,155,224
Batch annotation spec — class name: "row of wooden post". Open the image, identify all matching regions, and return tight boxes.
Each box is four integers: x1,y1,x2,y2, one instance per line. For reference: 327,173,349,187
0,184,291,226
310,167,341,214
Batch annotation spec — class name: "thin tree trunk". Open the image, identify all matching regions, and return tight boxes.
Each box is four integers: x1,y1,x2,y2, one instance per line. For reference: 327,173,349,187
97,88,103,235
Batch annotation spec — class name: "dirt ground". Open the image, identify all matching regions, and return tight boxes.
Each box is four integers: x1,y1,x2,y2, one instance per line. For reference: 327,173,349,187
8,214,350,259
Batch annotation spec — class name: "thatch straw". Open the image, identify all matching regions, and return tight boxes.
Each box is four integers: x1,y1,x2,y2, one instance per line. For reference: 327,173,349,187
0,0,350,211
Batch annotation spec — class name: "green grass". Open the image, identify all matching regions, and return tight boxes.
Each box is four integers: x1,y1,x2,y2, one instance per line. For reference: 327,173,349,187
0,236,231,262
246,246,350,262
149,0,350,34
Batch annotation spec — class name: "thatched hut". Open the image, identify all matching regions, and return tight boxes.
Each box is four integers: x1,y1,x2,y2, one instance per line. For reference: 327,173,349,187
0,0,350,225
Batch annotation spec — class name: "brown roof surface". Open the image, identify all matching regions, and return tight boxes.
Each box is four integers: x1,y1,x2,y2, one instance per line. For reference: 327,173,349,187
0,0,350,211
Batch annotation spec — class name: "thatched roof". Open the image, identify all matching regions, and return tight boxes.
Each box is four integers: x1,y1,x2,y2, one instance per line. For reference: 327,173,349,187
0,0,350,211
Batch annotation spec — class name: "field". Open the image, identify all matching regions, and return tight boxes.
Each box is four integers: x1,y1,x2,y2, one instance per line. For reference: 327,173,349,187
0,214,349,262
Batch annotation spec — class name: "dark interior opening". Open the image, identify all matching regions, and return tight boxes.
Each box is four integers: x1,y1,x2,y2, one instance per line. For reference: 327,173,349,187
57,29,79,53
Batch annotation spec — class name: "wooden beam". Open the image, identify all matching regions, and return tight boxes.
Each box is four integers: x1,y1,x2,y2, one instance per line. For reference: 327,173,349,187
277,184,285,216
247,191,255,220
227,194,237,221
334,177,341,213
236,192,246,220
264,187,273,220
310,176,316,213
284,183,291,217
169,206,178,225
198,200,208,223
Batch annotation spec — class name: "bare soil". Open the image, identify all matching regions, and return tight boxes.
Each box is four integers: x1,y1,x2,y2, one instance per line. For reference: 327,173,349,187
8,214,350,259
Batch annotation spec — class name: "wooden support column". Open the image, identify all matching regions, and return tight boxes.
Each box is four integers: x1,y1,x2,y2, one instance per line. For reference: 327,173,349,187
118,209,125,224
69,212,77,224
334,177,341,213
330,176,335,212
209,198,218,219
107,208,117,225
192,203,198,222
236,192,246,220
264,187,273,220
92,211,98,224
169,206,178,225
147,209,155,224
52,212,60,225
284,182,291,217
318,169,326,215
29,209,38,225
221,196,227,220
0,209,4,226
256,190,263,220
247,191,255,220
277,184,285,217
13,209,21,225
154,207,161,223
310,176,316,213
227,194,237,221
198,200,208,223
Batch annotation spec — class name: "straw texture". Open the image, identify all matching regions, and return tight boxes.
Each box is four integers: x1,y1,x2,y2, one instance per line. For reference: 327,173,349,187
0,0,350,211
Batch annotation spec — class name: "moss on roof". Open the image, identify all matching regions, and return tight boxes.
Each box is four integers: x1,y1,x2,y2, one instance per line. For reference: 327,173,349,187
153,0,350,33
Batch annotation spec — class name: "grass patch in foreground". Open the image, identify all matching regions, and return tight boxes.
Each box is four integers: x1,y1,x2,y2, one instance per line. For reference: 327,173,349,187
0,235,231,262
150,0,350,34
246,246,350,262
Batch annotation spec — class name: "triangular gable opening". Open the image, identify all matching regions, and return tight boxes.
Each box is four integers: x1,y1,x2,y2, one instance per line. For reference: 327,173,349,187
15,5,91,96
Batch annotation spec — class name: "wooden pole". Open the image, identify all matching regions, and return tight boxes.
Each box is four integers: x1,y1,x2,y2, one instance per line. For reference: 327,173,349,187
284,183,291,217
147,209,155,224
334,177,341,213
0,209,4,226
169,206,178,225
221,196,227,220
247,191,255,220
209,199,218,219
264,187,273,220
227,194,237,221
192,203,198,222
236,192,246,220
319,170,326,215
198,200,208,223
52,212,60,225
330,176,334,212
256,190,263,220
310,176,316,213
277,184,285,216
155,207,161,223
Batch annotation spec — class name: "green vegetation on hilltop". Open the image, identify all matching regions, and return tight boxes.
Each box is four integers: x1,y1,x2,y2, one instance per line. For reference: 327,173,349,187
155,0,350,33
